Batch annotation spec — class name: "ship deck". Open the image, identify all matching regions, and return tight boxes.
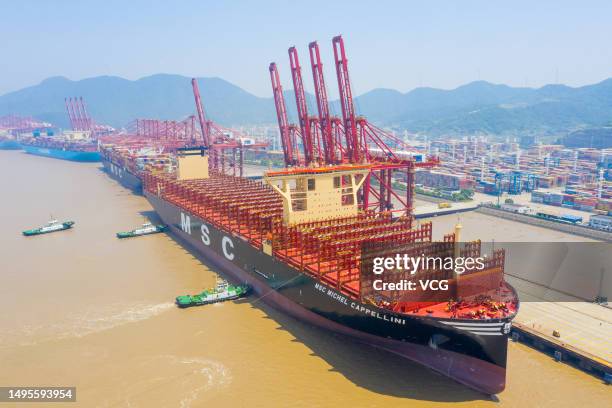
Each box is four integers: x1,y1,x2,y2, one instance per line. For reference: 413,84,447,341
404,282,518,319
143,172,519,321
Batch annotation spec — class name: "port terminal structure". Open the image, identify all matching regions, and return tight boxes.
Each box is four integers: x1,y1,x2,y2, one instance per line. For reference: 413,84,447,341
511,307,611,384
511,315,612,384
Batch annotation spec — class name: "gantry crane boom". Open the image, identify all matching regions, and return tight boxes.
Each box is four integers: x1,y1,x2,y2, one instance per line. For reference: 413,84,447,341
64,98,75,130
308,41,336,165
76,97,92,132
70,98,82,130
288,46,314,165
332,35,360,163
191,78,210,147
269,62,297,166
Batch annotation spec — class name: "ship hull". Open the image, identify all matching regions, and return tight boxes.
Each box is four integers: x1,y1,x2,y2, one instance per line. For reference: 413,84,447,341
22,145,100,162
146,191,514,394
0,140,21,150
101,157,143,193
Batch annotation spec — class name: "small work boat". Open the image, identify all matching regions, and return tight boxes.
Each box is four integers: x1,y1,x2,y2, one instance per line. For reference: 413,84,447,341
22,219,75,236
176,278,250,308
116,222,166,239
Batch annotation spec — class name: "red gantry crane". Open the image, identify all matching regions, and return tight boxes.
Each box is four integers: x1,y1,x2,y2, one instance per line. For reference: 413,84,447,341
124,79,267,176
338,36,441,214
191,78,268,176
288,46,316,166
191,78,211,147
64,98,75,130
269,35,439,217
130,116,198,143
65,97,91,132
64,96,114,137
308,41,339,165
269,62,299,166
331,35,439,215
332,35,361,164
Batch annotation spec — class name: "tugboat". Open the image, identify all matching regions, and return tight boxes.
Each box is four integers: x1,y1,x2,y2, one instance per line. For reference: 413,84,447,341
116,222,166,239
22,219,75,236
175,278,250,308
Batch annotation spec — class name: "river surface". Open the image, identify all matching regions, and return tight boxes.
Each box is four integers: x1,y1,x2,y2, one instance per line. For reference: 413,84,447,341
0,150,609,407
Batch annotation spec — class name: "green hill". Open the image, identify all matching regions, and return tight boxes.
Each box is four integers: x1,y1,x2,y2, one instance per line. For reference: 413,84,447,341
1,74,611,135
0,74,276,129
355,79,612,135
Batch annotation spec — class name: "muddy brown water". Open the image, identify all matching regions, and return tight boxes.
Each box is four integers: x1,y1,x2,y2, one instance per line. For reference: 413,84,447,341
0,151,609,407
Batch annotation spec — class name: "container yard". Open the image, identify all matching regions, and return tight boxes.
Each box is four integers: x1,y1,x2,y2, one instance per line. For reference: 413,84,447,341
409,137,612,217
415,170,475,191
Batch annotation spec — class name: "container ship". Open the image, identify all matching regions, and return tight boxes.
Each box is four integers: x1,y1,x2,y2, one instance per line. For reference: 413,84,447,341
99,114,213,192
18,97,119,162
21,131,100,162
143,146,518,395
100,140,179,193
140,36,518,394
0,135,21,150
99,84,268,192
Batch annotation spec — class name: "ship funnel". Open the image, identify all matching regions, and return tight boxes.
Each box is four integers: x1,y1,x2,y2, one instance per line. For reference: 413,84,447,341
176,146,209,180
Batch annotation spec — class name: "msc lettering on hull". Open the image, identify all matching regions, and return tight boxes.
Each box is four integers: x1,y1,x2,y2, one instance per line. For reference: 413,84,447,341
180,212,234,261
180,213,192,234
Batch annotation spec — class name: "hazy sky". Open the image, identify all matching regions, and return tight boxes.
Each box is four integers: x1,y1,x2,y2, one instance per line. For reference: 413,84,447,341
2,1,612,97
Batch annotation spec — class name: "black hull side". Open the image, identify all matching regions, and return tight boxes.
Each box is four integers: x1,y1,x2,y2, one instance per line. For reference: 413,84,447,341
101,158,143,194
145,192,514,394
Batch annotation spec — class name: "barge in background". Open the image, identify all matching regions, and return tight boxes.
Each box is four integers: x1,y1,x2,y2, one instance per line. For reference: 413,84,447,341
22,144,100,162
20,132,100,162
143,147,518,395
0,136,21,150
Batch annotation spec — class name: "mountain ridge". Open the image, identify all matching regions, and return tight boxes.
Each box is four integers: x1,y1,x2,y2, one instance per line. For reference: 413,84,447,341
1,74,611,135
